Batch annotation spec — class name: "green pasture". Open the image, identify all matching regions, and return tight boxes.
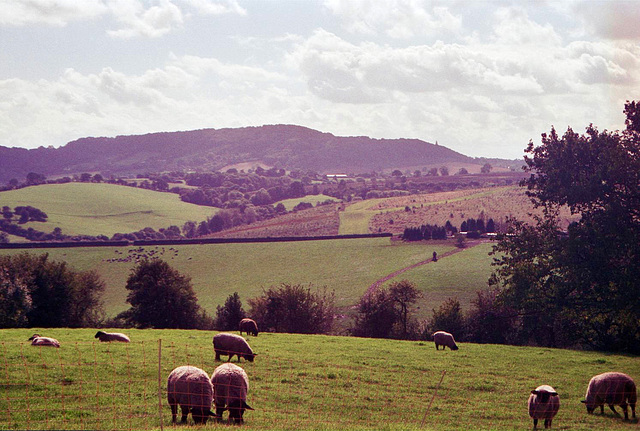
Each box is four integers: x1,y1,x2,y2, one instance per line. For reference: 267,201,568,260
381,242,498,321
0,183,217,236
1,329,638,430
0,238,461,323
277,194,339,211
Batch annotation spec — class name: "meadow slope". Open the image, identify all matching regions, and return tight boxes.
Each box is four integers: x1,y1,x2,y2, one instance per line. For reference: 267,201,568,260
0,183,217,237
1,329,638,431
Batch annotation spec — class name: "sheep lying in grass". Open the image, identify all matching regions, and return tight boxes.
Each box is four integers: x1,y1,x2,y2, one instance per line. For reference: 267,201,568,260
94,331,130,343
28,334,60,348
239,318,259,336
528,385,559,429
213,333,255,362
167,366,215,424
211,363,253,424
581,372,636,420
433,331,459,350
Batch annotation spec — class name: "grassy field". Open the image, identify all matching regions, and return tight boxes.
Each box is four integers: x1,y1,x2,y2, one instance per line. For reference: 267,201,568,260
0,183,217,237
1,329,638,430
0,238,463,324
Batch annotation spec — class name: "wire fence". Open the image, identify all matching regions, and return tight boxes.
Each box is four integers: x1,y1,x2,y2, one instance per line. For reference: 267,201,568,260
0,340,447,430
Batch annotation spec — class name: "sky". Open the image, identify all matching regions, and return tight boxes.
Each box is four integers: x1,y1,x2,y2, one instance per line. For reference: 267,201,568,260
1,0,639,159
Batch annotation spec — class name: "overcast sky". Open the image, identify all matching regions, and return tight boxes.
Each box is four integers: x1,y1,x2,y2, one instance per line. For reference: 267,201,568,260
1,0,639,159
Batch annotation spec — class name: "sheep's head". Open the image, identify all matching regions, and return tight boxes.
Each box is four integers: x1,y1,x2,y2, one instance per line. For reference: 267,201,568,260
95,331,105,339
228,399,253,424
581,399,595,413
28,334,40,341
531,390,558,403
244,352,256,362
191,407,215,424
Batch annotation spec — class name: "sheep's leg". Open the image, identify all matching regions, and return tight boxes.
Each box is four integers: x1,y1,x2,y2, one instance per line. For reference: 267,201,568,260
215,351,221,361
599,405,605,414
215,403,226,422
170,404,177,423
544,418,552,428
180,406,189,423
620,402,629,420
608,404,620,417
630,403,636,418
532,418,538,429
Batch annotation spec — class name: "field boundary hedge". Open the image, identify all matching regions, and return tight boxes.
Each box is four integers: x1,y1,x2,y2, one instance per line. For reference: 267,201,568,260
0,233,392,250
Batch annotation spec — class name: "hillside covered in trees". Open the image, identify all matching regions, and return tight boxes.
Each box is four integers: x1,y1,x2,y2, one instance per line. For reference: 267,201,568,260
0,124,520,183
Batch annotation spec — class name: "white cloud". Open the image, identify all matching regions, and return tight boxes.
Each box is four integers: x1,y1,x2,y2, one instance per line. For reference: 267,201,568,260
323,0,462,39
106,0,184,39
0,0,108,26
180,0,246,16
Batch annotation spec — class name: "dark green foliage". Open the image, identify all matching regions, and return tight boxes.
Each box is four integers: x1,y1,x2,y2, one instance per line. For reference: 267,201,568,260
352,286,396,338
427,297,465,340
353,280,421,339
0,253,105,328
247,283,335,334
491,101,640,352
402,224,447,241
120,259,211,329
215,292,246,331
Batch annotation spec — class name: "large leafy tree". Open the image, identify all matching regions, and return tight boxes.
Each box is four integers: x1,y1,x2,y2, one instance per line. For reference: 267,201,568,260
491,101,640,352
0,253,105,328
121,259,209,329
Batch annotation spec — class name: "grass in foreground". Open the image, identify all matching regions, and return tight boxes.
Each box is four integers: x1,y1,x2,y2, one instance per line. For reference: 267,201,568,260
0,329,638,431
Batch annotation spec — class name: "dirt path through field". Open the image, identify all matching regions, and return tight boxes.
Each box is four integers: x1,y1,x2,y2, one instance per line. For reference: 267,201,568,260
366,240,486,293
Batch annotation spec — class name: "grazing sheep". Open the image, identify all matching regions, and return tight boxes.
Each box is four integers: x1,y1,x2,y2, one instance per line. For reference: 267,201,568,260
239,318,259,336
167,366,215,424
94,331,130,343
528,385,560,429
213,333,255,362
211,363,253,424
433,331,459,350
581,372,636,420
28,334,60,348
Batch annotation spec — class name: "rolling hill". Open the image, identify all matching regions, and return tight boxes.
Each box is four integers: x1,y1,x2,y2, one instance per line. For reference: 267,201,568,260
0,124,492,182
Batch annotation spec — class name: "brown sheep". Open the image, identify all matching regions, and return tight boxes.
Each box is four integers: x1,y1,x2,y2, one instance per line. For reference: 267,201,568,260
528,385,560,429
433,331,459,350
28,334,60,348
239,318,259,336
582,372,636,420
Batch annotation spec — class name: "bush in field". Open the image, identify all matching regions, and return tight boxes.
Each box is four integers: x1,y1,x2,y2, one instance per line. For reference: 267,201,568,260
427,297,465,340
247,283,335,334
215,292,246,331
353,280,421,339
0,253,105,328
119,260,212,329
465,288,518,344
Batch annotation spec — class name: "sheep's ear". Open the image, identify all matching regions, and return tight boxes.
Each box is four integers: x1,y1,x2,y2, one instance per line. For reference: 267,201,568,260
531,390,539,395
550,392,558,396
243,402,254,411
580,400,586,404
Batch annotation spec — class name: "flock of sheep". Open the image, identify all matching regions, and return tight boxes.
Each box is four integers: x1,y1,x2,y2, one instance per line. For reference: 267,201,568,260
26,325,637,429
431,330,637,429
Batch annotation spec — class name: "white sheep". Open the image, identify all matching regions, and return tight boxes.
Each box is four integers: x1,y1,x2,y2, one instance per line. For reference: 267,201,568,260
432,331,459,350
239,318,259,336
581,372,636,420
28,334,60,348
211,362,253,424
167,366,215,424
213,333,255,362
94,331,130,343
528,385,560,429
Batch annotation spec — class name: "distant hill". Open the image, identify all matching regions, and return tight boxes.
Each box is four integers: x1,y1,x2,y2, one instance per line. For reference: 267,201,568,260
0,124,518,183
